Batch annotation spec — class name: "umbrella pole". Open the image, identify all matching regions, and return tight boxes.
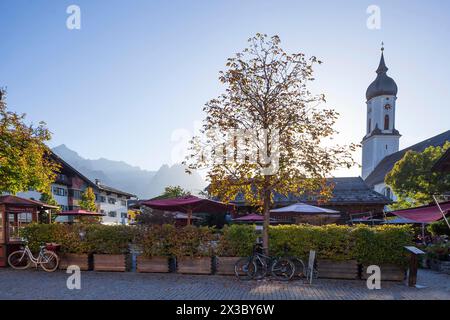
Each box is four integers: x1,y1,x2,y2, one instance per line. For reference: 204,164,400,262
187,209,192,226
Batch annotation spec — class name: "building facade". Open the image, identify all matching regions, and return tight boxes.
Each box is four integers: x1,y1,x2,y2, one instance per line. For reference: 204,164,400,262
18,153,136,225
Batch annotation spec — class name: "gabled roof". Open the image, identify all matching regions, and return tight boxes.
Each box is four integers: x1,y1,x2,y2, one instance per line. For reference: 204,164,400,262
231,177,390,206
432,147,450,173
365,130,450,187
51,151,136,198
0,195,58,209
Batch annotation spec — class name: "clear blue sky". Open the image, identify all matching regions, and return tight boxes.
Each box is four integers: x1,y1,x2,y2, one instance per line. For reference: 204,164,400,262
1,0,449,177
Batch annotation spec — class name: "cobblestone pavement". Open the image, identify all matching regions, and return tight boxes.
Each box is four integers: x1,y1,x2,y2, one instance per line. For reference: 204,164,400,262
0,268,449,300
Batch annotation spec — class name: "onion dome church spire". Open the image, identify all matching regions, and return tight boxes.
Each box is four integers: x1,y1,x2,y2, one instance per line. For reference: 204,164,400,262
366,44,398,101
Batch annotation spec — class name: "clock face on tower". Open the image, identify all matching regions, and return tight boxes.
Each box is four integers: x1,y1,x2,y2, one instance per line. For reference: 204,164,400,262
384,104,392,110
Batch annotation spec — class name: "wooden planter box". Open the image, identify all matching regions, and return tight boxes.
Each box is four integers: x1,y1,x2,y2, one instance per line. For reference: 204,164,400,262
93,254,127,272
59,253,91,271
177,257,212,274
137,256,170,273
317,259,359,279
215,257,244,275
361,264,406,281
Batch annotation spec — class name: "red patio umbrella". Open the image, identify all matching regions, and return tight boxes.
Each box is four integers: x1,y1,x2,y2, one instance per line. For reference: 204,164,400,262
138,195,234,225
56,209,105,217
389,201,450,223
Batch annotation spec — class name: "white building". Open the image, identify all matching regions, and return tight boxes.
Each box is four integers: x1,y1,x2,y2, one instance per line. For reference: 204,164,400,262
18,153,136,225
362,47,450,198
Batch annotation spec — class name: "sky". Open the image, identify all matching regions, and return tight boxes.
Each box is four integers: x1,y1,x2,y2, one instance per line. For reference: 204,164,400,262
1,0,449,177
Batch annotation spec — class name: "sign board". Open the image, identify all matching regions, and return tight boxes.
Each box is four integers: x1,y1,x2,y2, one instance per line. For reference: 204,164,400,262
404,246,425,255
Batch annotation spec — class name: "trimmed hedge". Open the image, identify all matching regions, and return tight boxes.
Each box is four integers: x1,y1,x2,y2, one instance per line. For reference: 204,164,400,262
269,224,413,266
22,223,414,267
135,224,176,257
217,224,258,257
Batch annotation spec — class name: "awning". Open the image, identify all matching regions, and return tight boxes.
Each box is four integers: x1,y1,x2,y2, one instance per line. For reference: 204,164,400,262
56,209,105,217
389,201,450,223
270,202,340,216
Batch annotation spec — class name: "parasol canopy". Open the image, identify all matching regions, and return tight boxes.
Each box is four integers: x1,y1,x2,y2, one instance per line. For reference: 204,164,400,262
389,201,450,223
138,195,234,225
270,202,340,216
56,209,105,217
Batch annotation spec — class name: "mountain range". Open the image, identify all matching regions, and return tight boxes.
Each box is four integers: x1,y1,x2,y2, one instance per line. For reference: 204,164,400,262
52,144,206,199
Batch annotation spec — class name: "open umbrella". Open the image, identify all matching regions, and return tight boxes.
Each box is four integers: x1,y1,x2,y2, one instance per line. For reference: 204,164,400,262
138,195,234,225
270,202,340,225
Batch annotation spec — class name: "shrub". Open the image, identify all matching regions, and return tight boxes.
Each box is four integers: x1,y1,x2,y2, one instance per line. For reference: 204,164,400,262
135,224,176,257
216,224,258,256
85,225,135,255
352,224,413,266
269,224,354,260
170,225,214,257
425,243,450,261
21,223,91,254
427,220,450,237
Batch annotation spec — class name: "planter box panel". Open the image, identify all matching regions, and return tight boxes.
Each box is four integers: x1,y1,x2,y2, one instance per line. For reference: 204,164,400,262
317,260,359,279
137,256,170,273
59,253,90,271
216,257,244,275
361,265,406,281
94,254,126,272
177,257,212,274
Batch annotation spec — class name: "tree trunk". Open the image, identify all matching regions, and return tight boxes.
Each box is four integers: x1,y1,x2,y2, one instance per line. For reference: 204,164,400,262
262,185,271,256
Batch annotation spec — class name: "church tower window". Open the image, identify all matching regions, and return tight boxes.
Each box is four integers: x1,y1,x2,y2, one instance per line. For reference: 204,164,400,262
384,115,390,130
368,119,371,133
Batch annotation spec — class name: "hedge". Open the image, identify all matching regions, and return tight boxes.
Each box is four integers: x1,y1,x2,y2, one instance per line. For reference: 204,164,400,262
217,224,258,257
269,224,413,266
22,223,413,266
135,224,176,257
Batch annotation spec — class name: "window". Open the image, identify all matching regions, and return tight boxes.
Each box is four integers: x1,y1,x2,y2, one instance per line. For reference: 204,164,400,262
368,119,371,133
53,187,67,197
384,115,390,130
69,189,83,200
108,197,116,205
384,187,392,200
108,211,117,218
100,196,106,203
8,212,33,242
121,212,127,219
59,205,69,212
121,200,127,206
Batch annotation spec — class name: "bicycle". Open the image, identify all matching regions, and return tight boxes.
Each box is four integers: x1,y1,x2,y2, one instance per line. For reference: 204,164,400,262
234,243,295,281
8,241,60,272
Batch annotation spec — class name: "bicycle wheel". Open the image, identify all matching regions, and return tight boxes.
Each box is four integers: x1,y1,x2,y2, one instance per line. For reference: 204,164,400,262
234,257,256,281
271,258,295,281
40,251,59,272
8,250,31,270
292,257,306,278
252,258,268,280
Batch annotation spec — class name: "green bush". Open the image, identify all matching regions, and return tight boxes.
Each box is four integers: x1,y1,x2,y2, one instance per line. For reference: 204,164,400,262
427,220,450,236
217,224,258,256
170,225,214,257
21,223,91,254
352,224,413,266
85,224,135,255
269,224,413,266
135,224,176,257
425,243,450,261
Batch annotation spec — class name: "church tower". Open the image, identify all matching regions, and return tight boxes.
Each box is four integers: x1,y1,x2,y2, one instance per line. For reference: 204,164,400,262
361,45,401,179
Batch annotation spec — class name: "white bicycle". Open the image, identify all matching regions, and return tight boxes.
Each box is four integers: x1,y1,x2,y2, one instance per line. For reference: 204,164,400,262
8,241,60,272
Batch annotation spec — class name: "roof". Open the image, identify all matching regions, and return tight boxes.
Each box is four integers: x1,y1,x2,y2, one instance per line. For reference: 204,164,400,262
365,130,450,186
51,151,136,198
432,147,450,173
232,177,390,206
0,195,59,209
366,51,398,101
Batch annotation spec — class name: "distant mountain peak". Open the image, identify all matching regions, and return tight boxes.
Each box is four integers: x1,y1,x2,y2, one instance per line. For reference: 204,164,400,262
51,145,206,198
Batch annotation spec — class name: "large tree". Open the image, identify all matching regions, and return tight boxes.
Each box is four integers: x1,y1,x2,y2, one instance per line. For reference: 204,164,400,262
0,89,59,194
385,141,450,209
185,34,356,252
155,185,190,199
79,187,97,212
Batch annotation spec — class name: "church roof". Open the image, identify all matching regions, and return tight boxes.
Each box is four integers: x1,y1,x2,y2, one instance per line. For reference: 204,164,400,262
365,130,450,187
366,50,398,101
231,177,390,206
